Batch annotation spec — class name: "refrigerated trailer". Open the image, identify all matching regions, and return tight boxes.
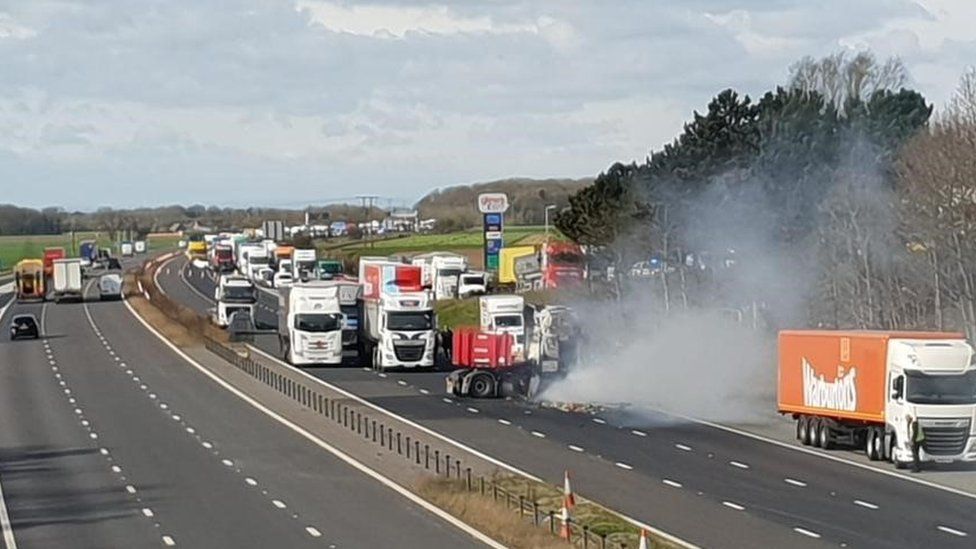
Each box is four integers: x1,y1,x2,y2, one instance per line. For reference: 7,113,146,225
778,330,976,468
357,260,436,370
51,258,83,303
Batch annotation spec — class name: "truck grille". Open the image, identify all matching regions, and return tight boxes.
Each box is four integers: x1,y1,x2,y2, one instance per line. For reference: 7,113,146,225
922,419,971,456
394,343,425,362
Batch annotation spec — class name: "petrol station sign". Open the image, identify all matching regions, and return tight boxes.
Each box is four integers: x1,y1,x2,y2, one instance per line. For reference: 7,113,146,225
478,194,509,271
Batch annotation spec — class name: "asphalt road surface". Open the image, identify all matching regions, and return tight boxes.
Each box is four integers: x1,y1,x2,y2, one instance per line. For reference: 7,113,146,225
0,274,486,548
160,255,976,548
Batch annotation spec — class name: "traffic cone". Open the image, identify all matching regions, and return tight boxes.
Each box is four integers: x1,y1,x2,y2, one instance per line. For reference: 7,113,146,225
560,470,576,540
638,529,650,549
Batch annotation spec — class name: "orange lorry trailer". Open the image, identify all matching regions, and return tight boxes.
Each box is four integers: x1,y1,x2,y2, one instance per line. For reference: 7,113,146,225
778,330,976,468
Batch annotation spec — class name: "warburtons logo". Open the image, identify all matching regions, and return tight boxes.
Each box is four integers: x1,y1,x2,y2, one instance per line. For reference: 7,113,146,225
802,358,857,411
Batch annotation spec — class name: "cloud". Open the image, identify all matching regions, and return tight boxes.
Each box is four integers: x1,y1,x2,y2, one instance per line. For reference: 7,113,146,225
0,1,974,209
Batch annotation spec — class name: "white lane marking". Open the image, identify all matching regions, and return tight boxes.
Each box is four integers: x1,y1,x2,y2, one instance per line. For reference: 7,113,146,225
662,479,682,488
160,403,168,410
793,527,821,539
305,526,322,538
126,298,514,549
162,535,176,546
142,508,154,518
419,389,430,395
466,407,479,414
149,393,157,399
172,415,181,422
592,418,607,424
100,448,109,456
202,442,213,450
81,420,90,427
497,419,511,426
784,478,807,487
677,413,976,502
442,398,453,404
378,373,387,378
89,432,98,440
68,398,75,404
615,462,633,470
531,431,546,439
111,465,122,474
568,445,584,453
729,461,750,470
397,380,407,386
854,499,879,510
675,443,692,452
125,485,137,494
0,454,18,549
221,459,234,467
937,525,968,537
245,478,258,487
186,427,195,434
74,408,83,415
631,430,647,437
272,500,287,509
722,501,745,511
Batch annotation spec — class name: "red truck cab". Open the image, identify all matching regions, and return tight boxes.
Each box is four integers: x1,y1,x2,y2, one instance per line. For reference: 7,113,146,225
542,242,584,289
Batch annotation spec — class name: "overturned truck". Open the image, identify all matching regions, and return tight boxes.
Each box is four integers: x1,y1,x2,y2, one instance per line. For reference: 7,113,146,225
446,297,580,398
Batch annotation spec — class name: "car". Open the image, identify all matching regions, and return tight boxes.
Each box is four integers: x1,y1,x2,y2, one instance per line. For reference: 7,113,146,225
9,314,40,340
273,271,293,288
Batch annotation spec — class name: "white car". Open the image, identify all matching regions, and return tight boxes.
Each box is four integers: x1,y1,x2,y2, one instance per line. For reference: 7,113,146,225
273,271,294,288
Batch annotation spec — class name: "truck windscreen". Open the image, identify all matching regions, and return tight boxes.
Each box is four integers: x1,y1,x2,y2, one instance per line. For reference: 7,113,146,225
438,268,463,278
295,314,341,332
223,287,255,301
249,257,270,265
494,314,523,328
906,370,976,405
387,311,433,331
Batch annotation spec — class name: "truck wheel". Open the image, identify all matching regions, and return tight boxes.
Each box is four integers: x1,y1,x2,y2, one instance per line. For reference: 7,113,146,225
796,416,805,442
469,373,495,398
372,345,381,371
867,428,882,461
798,416,812,446
818,421,834,450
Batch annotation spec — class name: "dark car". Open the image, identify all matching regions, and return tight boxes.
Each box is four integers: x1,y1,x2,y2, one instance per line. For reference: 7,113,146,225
9,314,40,340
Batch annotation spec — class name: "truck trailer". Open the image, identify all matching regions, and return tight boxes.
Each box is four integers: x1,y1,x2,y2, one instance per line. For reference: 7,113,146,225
277,282,344,366
357,260,436,370
51,258,83,303
43,247,66,279
778,330,976,468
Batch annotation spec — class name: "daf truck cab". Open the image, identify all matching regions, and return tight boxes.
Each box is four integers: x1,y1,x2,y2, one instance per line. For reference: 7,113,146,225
480,295,527,359
358,260,436,370
277,283,343,365
213,275,257,328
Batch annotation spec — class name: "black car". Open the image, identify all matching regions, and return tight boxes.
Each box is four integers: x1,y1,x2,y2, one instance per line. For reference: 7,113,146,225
9,314,40,340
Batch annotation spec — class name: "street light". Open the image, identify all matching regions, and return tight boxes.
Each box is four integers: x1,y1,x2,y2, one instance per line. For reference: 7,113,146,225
544,204,557,240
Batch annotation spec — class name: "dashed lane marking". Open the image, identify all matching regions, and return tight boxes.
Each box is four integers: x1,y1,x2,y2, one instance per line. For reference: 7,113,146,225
722,501,745,511
937,525,968,537
784,478,807,487
854,499,879,510
793,527,821,539
662,479,682,488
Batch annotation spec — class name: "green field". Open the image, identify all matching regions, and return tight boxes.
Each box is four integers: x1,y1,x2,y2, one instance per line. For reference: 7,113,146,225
326,226,564,258
0,233,181,272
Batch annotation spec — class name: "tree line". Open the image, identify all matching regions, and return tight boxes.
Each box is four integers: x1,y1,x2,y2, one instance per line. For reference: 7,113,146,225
556,51,976,338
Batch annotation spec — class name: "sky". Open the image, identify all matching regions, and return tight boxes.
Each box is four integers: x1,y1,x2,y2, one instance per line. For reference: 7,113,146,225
1,0,974,211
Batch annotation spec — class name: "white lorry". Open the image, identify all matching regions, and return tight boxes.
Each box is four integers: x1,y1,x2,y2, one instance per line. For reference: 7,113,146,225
120,241,134,257
245,247,271,283
480,295,528,359
213,275,256,328
236,243,264,275
134,240,147,254
358,260,436,370
292,249,317,282
321,279,361,351
411,252,467,300
277,282,344,366
52,258,84,303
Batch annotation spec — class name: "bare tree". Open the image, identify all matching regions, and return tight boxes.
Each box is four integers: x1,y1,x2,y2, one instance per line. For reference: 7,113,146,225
789,51,909,114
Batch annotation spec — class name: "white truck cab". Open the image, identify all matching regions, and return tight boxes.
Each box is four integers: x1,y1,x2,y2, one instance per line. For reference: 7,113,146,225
278,283,343,365
292,249,317,282
214,275,256,327
480,295,526,359
458,271,488,298
885,339,976,465
412,253,467,300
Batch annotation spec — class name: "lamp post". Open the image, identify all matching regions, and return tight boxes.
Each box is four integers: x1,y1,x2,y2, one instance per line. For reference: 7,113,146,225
544,204,557,241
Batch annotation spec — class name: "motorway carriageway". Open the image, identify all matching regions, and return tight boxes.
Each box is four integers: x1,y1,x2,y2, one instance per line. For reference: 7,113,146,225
161,255,976,548
0,274,486,547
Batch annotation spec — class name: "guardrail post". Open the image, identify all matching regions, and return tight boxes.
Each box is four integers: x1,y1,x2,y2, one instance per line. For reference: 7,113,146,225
396,432,401,455
434,450,440,474
600,533,607,549
405,436,411,458
415,441,420,464
444,454,450,477
357,413,362,435
532,502,539,525
387,428,393,451
465,468,472,491
479,476,485,495
455,460,461,479
372,420,377,442
583,525,589,548
518,495,524,517
380,424,385,446
424,444,430,469
548,511,555,534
